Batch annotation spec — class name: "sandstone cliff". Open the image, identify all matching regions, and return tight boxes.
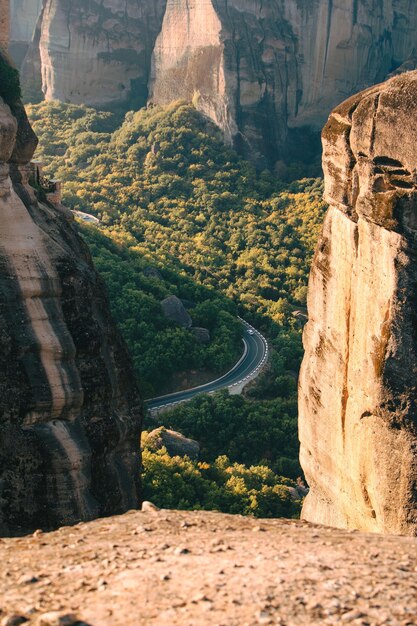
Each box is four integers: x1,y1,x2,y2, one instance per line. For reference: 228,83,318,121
150,0,417,166
299,71,417,536
17,0,417,165
0,52,142,535
10,0,42,52
38,0,166,108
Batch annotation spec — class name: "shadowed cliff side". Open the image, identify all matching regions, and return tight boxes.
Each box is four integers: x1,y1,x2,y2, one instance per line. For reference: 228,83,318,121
299,71,417,536
0,51,142,535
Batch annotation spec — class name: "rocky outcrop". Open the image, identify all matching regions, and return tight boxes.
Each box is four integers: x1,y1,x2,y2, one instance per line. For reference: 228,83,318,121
13,1,417,164
191,327,210,345
146,427,200,460
150,0,417,166
2,509,417,625
299,71,417,536
161,295,192,329
38,0,166,107
0,52,142,535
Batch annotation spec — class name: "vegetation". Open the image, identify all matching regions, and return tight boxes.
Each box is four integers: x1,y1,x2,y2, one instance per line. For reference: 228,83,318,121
81,226,242,398
0,55,22,104
142,431,301,518
147,390,300,478
27,99,326,515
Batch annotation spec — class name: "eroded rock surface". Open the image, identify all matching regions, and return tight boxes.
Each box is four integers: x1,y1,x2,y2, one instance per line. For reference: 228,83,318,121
0,52,142,535
299,71,417,536
38,0,166,107
146,427,200,460
147,0,417,165
14,1,417,164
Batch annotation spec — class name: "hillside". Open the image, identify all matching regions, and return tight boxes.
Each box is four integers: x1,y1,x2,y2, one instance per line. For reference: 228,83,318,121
26,100,326,490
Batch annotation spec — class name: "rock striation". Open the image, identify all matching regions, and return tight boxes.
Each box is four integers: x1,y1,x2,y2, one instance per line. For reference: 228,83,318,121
12,1,417,164
38,0,167,108
0,52,142,535
299,71,417,536
150,0,417,166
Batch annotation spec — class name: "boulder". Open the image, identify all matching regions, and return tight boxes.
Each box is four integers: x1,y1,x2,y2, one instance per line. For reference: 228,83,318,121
143,266,162,280
146,427,200,461
161,295,192,329
191,327,210,345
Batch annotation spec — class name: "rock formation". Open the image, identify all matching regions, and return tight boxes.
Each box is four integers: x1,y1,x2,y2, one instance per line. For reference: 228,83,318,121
10,0,42,59
38,0,166,108
12,1,417,164
0,51,142,535
146,427,200,460
161,295,192,329
150,0,417,166
299,71,417,536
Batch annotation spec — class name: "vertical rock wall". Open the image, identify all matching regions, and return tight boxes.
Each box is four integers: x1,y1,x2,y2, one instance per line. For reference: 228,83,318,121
0,0,9,51
149,0,417,165
39,0,167,108
0,52,142,535
9,0,43,67
299,71,417,536
11,0,417,164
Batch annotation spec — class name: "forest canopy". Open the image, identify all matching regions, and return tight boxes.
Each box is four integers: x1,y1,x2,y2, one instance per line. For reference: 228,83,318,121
27,100,326,514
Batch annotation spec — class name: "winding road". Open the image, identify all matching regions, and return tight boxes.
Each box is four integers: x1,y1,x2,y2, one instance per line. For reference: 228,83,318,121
146,319,268,412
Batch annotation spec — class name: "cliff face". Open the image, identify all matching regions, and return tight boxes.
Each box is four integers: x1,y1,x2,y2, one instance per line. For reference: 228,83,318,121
38,0,166,107
299,71,417,536
10,0,42,44
0,53,142,535
150,0,417,165
17,0,417,165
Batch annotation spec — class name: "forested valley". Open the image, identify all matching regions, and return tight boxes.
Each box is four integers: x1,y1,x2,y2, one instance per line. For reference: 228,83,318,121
28,100,326,516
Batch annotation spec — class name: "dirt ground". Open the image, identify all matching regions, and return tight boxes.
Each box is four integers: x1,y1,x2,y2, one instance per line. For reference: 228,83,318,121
1,508,417,626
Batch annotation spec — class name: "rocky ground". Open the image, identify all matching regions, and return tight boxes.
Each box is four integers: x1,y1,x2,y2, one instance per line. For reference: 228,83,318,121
1,508,417,626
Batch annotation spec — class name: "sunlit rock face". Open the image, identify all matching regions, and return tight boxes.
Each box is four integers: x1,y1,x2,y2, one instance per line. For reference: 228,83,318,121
38,0,167,107
12,0,417,164
149,0,417,166
299,71,417,536
0,52,142,536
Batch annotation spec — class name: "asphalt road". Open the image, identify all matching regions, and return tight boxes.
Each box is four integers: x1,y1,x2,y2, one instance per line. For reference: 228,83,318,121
146,319,268,411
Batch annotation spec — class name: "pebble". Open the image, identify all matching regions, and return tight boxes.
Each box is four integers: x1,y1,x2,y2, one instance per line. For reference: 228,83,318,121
1,616,28,626
141,501,160,512
35,613,83,626
341,610,365,622
17,575,39,585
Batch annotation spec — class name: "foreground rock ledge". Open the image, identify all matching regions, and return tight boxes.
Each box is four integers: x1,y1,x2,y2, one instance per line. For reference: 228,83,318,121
299,71,417,535
0,509,416,626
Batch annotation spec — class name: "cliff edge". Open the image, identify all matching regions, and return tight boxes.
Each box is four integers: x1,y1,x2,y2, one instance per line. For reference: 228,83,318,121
0,52,142,535
299,71,417,536
1,509,417,625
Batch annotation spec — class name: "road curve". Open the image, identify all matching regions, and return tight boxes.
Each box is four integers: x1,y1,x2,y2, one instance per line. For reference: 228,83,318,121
146,319,268,412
